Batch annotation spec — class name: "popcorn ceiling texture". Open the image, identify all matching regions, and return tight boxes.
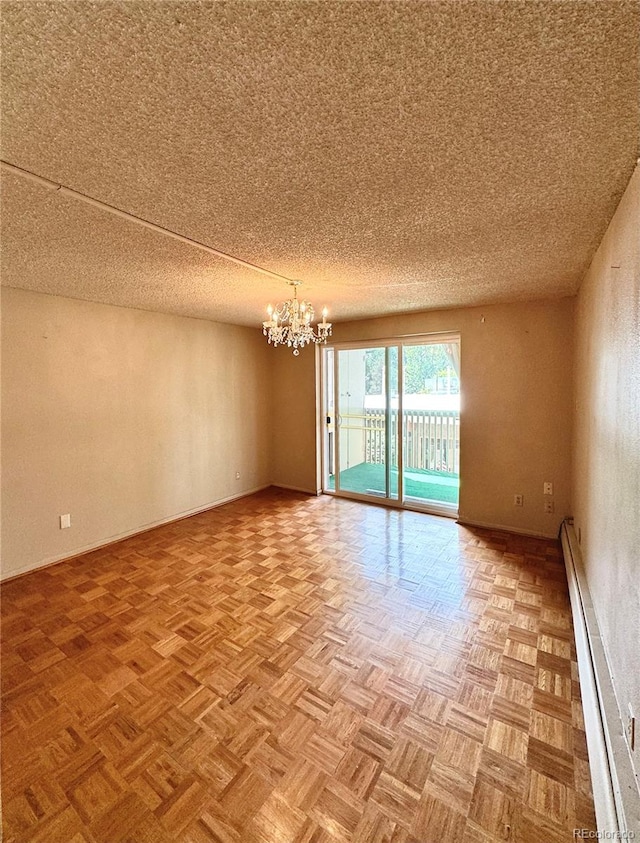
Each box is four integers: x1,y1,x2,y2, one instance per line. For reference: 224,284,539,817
1,0,639,325
1,174,274,326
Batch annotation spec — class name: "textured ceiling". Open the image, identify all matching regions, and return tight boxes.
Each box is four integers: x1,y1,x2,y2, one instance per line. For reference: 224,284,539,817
1,0,639,326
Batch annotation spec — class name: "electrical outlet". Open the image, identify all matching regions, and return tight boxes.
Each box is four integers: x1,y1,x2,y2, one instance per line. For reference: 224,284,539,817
514,494,523,507
543,481,553,496
544,500,554,514
627,704,636,752
235,472,240,480
60,514,71,529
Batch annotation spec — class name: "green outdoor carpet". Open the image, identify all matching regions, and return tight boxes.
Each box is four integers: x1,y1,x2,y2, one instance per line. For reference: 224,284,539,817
328,462,459,504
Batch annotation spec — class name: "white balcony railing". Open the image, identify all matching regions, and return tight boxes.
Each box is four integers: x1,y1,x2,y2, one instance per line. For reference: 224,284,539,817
340,408,460,475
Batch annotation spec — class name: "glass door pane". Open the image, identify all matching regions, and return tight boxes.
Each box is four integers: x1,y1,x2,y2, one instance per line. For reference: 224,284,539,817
333,346,399,500
402,340,460,509
336,347,387,496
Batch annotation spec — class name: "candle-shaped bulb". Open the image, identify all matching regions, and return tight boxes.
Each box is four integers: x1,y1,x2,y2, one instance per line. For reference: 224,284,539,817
322,307,328,325
267,304,273,318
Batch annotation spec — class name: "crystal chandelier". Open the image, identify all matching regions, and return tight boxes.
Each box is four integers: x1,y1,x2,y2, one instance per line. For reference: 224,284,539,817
262,281,332,355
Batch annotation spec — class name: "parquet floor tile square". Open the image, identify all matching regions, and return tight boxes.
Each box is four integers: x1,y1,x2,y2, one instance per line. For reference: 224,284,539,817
1,489,596,841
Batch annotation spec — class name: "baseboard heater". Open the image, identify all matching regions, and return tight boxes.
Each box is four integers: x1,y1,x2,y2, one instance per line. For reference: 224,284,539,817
560,520,640,836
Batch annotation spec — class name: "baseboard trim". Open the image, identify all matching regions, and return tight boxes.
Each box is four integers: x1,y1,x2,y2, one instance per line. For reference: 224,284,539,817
560,520,640,835
271,484,321,496
456,517,557,540
1,484,271,582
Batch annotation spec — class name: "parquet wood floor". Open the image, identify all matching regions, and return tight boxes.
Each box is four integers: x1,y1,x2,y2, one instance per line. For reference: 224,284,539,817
1,488,596,842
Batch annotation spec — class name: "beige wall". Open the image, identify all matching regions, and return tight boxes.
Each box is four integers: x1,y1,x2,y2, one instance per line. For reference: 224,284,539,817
1,288,272,578
272,298,574,538
270,344,321,494
573,164,640,763
2,287,576,583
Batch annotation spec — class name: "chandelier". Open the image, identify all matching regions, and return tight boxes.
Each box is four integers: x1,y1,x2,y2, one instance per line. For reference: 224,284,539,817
262,281,332,355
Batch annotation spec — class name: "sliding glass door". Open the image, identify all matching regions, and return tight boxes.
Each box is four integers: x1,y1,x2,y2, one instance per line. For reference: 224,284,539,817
322,336,460,515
